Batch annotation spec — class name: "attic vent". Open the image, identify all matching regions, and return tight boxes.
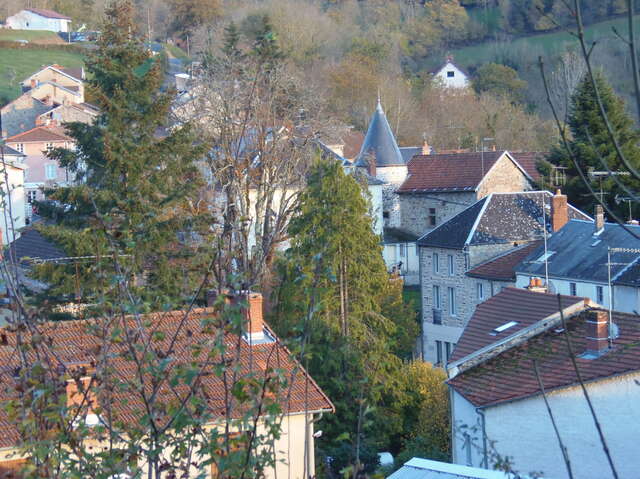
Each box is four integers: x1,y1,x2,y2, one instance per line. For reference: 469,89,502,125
490,321,518,336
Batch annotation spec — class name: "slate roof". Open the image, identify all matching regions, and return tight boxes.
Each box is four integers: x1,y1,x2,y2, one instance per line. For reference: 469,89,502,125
0,309,334,448
383,227,419,244
466,241,542,281
0,93,51,138
6,125,70,143
0,145,26,158
399,146,421,164
398,151,534,193
417,192,590,250
389,457,513,479
25,7,72,19
614,258,640,287
449,287,587,364
354,100,404,168
515,220,640,284
6,228,66,263
448,307,640,408
60,67,84,81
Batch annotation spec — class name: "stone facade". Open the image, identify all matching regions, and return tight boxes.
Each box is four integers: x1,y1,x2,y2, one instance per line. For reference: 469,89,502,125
476,154,532,198
376,165,407,228
399,192,476,237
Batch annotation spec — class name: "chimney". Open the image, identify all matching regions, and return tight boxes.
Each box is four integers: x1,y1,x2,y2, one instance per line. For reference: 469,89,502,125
551,189,568,232
66,365,99,425
526,277,547,293
30,79,36,89
367,156,376,177
244,292,265,344
421,139,430,155
585,310,609,354
595,205,605,233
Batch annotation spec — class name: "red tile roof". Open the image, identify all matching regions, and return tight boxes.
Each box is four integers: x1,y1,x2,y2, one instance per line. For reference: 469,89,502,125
448,308,640,408
25,7,71,20
398,151,529,193
449,287,587,364
0,309,333,448
510,152,547,183
466,241,543,281
342,130,365,160
6,125,71,143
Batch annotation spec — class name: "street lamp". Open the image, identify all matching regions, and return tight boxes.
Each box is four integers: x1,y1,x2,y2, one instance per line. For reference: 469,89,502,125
480,137,494,177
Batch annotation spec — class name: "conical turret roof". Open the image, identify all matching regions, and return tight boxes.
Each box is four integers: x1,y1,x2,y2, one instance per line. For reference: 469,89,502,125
355,99,404,168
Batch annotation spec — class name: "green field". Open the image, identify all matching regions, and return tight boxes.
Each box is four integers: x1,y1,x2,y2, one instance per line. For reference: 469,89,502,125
451,14,640,70
0,29,63,43
0,47,85,103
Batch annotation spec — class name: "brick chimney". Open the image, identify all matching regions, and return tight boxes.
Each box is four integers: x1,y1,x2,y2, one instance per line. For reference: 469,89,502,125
244,292,265,344
585,310,609,354
367,155,376,177
30,79,36,89
421,139,430,155
595,205,605,233
526,277,547,293
551,189,568,232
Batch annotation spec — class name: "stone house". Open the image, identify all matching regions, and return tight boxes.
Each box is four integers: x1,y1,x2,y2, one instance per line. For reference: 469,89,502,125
5,125,75,203
417,191,590,365
0,292,333,478
5,8,72,32
397,150,537,237
514,207,640,314
447,287,640,479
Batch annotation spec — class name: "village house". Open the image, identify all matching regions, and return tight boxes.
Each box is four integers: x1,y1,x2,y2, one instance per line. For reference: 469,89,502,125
0,292,333,478
396,150,539,237
5,125,75,203
21,64,86,104
4,8,72,32
515,205,640,314
432,58,470,89
0,145,27,244
418,190,590,365
447,287,640,479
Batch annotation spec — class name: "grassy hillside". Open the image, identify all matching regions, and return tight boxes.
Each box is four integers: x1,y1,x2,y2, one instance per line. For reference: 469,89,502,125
451,14,640,71
0,29,65,44
0,47,85,103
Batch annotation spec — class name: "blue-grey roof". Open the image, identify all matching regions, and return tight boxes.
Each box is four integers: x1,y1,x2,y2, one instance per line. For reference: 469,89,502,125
355,100,404,168
400,146,421,164
516,219,640,284
614,257,640,286
418,191,590,250
7,228,66,263
389,458,515,479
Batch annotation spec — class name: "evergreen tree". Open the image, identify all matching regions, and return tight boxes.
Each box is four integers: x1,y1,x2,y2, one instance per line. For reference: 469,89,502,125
39,0,208,308
547,71,640,219
271,159,418,476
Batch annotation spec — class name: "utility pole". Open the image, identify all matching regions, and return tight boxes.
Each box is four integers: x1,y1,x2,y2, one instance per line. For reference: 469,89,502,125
147,6,152,44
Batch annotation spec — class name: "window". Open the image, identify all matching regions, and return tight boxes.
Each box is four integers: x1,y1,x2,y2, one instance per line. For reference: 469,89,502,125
448,287,456,315
535,251,555,263
596,285,604,304
445,342,452,361
45,164,57,180
45,142,54,152
570,282,577,296
433,285,441,309
447,70,455,78
15,143,24,153
399,243,406,258
432,253,439,274
491,321,518,336
435,340,443,364
27,190,37,204
477,282,484,301
448,255,455,276
383,211,389,219
429,208,436,226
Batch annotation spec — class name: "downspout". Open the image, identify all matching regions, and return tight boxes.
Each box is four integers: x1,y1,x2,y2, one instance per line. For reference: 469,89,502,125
476,408,488,469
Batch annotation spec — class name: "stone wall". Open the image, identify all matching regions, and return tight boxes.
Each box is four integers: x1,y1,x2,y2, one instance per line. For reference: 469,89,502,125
399,192,476,237
377,166,407,229
476,154,533,198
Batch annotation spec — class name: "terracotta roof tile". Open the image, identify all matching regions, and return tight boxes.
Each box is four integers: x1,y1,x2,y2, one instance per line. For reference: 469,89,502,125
6,125,71,143
448,308,640,407
0,310,333,448
449,287,586,364
510,152,547,183
466,241,542,281
25,7,71,20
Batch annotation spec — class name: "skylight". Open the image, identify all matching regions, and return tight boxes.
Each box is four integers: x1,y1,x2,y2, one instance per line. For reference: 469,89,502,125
535,251,555,262
491,321,518,335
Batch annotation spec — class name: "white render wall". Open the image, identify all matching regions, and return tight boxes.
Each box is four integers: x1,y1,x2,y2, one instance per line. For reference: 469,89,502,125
382,242,419,285
614,285,639,315
6,10,70,32
434,62,469,89
515,274,612,309
452,372,640,479
1,164,26,245
368,183,383,236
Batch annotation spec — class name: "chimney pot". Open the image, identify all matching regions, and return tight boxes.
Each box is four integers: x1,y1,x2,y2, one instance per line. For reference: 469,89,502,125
422,139,430,155
527,277,547,293
551,189,568,232
595,205,605,233
585,310,609,353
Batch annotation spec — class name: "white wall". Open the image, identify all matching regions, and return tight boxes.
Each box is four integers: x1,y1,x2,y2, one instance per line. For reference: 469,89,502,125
453,372,640,479
0,164,26,245
382,242,419,285
434,62,469,89
516,274,615,310
6,11,70,32
368,183,383,236
614,285,639,315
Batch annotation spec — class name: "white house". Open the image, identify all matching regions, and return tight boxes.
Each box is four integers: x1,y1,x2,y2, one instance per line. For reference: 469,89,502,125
0,145,27,245
433,59,470,89
514,206,640,314
5,8,72,32
448,287,640,479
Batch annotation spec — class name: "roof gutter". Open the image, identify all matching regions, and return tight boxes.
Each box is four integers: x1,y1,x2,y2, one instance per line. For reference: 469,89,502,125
447,299,591,378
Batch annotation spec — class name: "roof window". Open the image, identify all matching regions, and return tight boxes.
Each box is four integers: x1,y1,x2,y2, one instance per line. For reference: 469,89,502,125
535,251,555,262
490,321,518,336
